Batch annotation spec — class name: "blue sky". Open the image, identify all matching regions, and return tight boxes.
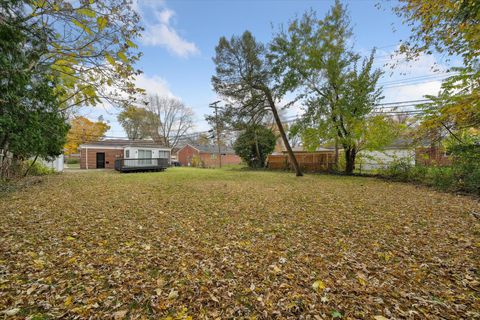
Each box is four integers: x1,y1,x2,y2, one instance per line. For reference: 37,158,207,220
83,0,455,137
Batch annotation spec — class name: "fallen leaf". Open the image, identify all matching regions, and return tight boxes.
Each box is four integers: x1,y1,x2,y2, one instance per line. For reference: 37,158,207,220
113,310,128,319
64,295,74,307
168,289,178,299
312,280,326,292
2,308,20,316
357,273,368,286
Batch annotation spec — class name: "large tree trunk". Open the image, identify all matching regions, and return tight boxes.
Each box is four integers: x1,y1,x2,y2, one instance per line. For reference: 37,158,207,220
265,92,303,177
334,138,339,171
0,138,10,179
344,147,356,175
253,128,261,168
24,155,38,177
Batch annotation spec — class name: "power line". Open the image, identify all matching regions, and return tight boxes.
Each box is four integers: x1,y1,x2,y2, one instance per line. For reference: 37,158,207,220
70,97,433,143
378,73,454,86
376,99,431,106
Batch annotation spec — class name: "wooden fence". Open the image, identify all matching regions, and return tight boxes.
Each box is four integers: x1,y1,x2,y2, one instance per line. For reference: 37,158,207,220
267,152,336,172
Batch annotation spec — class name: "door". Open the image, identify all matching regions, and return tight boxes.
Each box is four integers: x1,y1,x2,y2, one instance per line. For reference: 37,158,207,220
96,152,105,168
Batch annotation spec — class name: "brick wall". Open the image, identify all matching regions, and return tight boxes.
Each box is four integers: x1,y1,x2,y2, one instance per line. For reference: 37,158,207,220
200,153,242,167
177,145,242,167
177,145,199,166
415,146,451,166
80,148,123,169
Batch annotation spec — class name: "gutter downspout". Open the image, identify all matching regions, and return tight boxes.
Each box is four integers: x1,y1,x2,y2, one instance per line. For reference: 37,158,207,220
86,147,88,170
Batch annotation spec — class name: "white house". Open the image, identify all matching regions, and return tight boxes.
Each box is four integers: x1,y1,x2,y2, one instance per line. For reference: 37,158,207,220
357,139,415,172
78,139,171,170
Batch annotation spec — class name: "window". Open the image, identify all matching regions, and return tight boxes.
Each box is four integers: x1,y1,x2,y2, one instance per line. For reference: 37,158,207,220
125,150,130,158
138,149,152,158
138,149,152,165
211,153,217,159
158,150,169,159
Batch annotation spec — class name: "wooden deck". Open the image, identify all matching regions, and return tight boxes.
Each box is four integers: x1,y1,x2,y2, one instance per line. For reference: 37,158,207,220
114,158,170,173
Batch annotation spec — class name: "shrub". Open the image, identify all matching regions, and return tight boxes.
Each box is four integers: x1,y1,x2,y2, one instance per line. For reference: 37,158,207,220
233,125,276,168
450,144,480,194
382,150,480,195
383,158,413,179
25,160,55,176
66,158,79,164
191,155,205,168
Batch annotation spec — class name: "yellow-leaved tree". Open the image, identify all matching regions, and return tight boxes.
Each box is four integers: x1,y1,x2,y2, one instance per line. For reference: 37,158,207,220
64,117,110,155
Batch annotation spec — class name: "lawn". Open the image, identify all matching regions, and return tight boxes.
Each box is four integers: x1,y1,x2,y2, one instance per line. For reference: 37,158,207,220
0,168,479,319
65,163,80,169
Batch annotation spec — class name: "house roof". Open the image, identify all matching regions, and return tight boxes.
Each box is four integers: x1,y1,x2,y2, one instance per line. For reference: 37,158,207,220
388,137,414,149
183,143,236,155
79,139,170,149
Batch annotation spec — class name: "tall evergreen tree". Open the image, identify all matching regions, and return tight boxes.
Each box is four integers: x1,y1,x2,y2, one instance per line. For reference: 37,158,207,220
212,31,303,176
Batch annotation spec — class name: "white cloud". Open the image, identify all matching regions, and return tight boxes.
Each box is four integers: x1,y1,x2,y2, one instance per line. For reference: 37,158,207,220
143,22,199,57
135,73,177,98
383,80,442,103
137,2,199,58
377,49,449,103
158,8,174,24
89,73,183,137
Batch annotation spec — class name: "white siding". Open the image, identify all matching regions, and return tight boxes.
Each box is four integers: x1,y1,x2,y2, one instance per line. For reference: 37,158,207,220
357,149,415,172
124,147,171,161
39,154,64,172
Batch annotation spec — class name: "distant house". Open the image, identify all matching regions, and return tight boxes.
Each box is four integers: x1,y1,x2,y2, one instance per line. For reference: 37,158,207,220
270,139,450,172
357,139,415,172
268,140,416,172
415,145,451,167
79,140,171,170
358,140,454,171
177,144,242,167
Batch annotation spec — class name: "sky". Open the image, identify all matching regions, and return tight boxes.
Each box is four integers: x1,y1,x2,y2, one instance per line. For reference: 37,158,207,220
81,0,457,138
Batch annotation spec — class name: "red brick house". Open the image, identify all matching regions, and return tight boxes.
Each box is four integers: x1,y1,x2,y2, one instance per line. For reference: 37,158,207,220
79,140,171,169
415,145,451,166
177,144,242,167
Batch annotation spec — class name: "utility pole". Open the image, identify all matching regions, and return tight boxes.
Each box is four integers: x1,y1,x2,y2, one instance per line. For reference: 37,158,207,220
209,100,222,168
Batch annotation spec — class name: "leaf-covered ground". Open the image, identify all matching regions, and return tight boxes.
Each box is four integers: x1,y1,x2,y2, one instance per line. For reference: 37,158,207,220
0,168,479,319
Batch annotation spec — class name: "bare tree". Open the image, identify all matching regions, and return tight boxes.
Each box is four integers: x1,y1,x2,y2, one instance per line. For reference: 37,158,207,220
146,95,194,149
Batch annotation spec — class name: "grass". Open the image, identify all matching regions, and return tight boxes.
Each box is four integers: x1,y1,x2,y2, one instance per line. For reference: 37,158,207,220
0,167,479,319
